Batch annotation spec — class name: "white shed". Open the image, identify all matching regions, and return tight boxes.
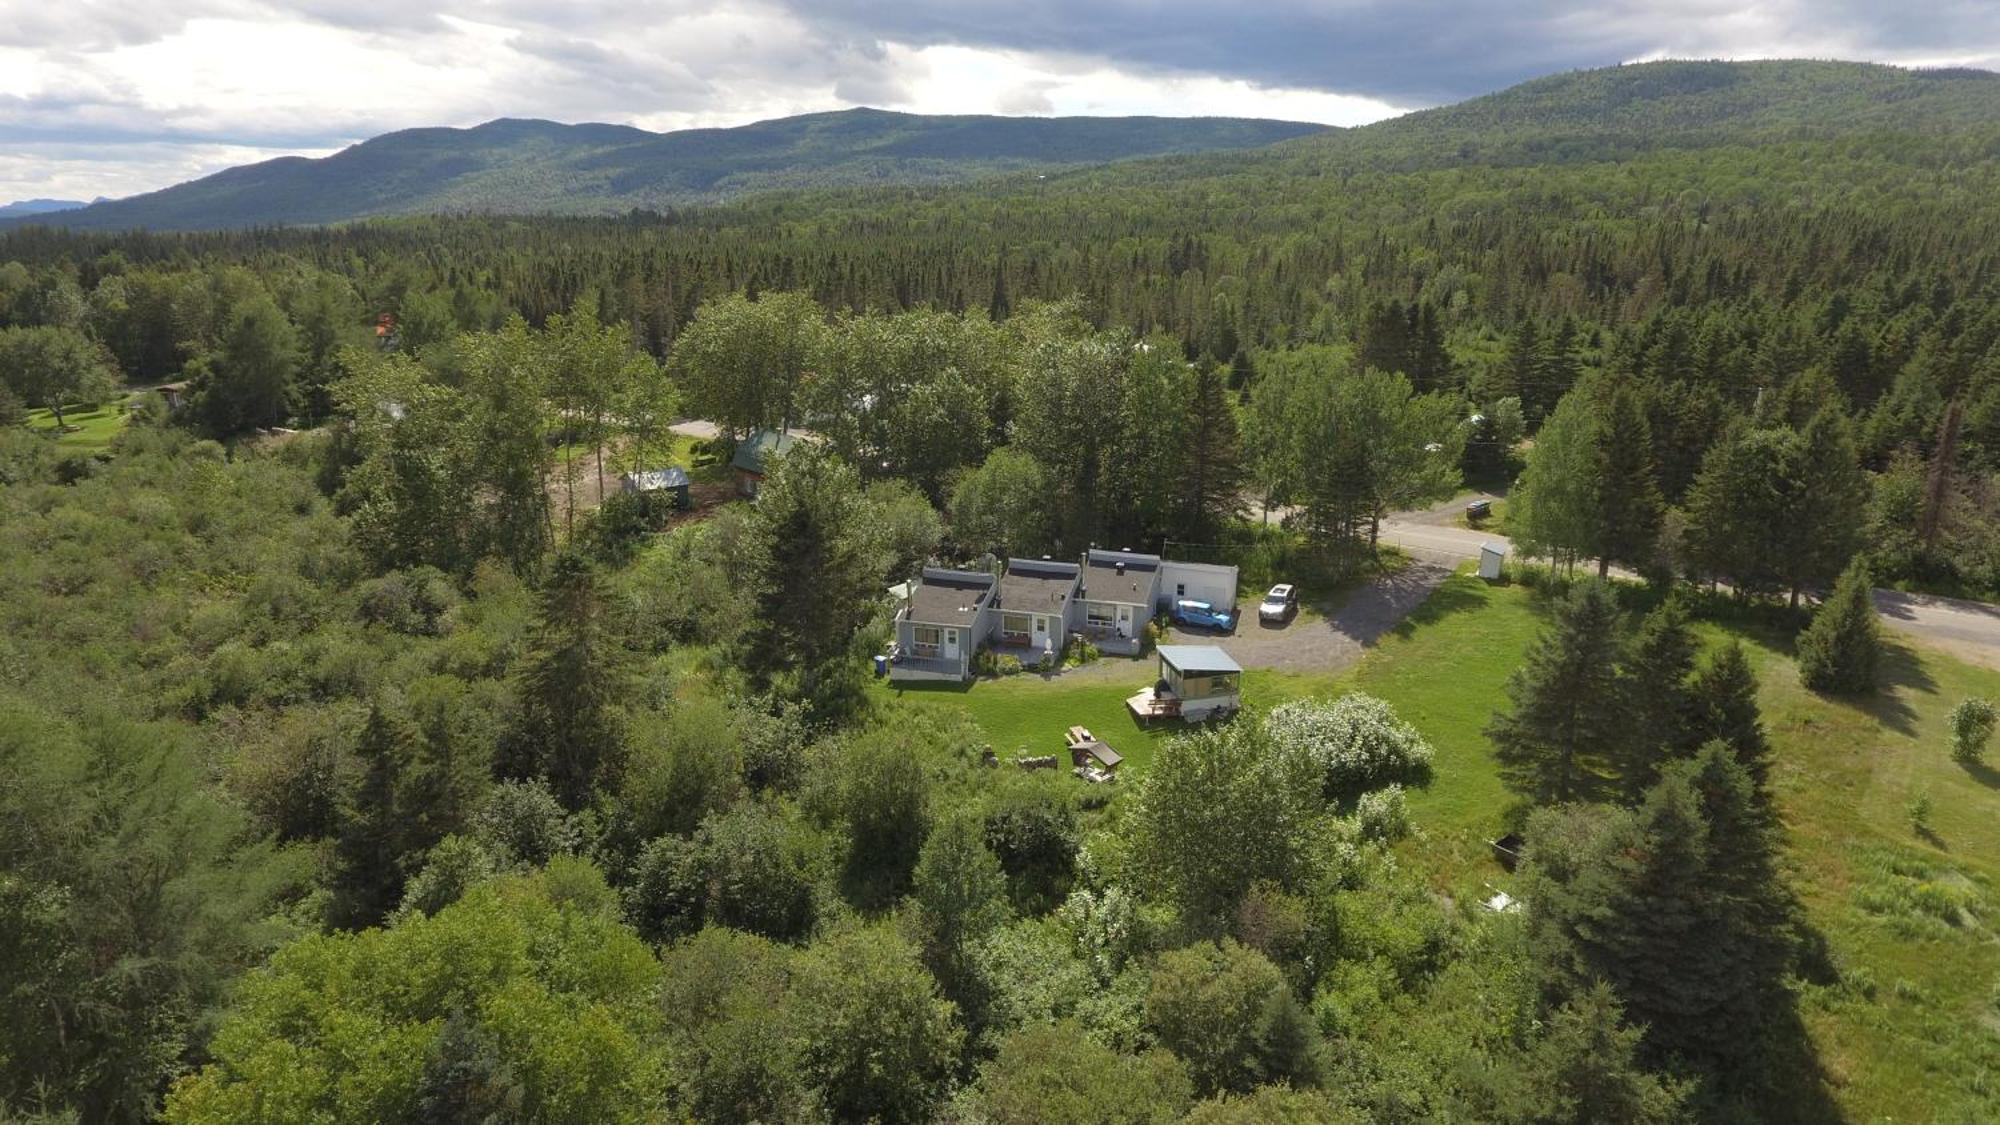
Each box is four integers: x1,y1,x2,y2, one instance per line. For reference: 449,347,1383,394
1478,542,1508,581
1158,560,1239,612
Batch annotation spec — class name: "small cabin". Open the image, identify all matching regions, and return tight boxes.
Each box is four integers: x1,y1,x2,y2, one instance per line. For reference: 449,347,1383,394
1129,644,1243,723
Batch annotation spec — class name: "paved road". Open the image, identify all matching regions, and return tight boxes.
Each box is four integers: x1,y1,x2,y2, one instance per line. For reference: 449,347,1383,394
1375,517,2000,670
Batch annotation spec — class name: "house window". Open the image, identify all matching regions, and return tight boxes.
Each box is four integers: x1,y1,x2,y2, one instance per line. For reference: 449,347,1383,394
1000,613,1032,641
913,625,941,655
1176,583,1187,597
1085,602,1116,627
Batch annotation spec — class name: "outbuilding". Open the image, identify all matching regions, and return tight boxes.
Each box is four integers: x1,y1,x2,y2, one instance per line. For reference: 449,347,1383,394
1478,541,1508,581
619,466,692,510
1128,644,1243,723
1158,560,1239,615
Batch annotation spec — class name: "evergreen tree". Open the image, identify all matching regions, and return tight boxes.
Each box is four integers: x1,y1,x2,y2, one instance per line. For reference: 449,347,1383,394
1499,983,1688,1125
1492,317,1542,416
1689,642,1772,792
503,551,626,809
1796,560,1881,695
1357,298,1413,377
1616,596,1700,801
1179,364,1247,540
1488,581,1628,803
740,443,879,693
1777,408,1868,607
1589,378,1664,577
331,701,417,929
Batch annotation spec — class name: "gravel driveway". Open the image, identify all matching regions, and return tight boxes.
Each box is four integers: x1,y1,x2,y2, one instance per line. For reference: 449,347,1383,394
1060,561,1455,680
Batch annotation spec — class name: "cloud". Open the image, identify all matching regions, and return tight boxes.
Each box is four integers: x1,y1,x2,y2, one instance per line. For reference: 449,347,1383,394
2,1,1998,202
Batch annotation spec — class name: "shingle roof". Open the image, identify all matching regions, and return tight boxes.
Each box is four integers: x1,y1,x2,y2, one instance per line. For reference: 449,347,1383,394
906,568,996,628
998,558,1080,611
1156,645,1243,675
1082,548,1161,604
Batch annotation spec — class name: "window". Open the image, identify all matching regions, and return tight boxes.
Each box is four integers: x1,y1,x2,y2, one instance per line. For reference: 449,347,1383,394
913,625,941,655
1176,583,1187,597
1085,602,1116,627
1000,613,1032,640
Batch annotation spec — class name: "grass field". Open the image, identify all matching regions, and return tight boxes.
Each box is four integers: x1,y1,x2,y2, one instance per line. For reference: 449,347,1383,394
24,402,132,448
883,570,2000,1120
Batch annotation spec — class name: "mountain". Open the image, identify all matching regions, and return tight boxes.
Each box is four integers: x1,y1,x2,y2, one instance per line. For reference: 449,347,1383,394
17,110,1329,231
0,198,90,218
1040,59,2000,194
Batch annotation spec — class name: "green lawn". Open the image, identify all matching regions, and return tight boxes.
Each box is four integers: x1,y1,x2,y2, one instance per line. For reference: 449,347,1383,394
24,403,132,448
879,570,2000,1119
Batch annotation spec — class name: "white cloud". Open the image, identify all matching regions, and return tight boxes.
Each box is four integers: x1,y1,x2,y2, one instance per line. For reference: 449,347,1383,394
1,1,1997,203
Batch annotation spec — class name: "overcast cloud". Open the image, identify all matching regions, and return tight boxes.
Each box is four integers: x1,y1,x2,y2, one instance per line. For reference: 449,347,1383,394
2,0,1997,202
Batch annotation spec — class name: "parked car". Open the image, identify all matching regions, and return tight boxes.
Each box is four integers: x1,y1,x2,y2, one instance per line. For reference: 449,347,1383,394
1465,498,1493,521
1258,584,1299,623
1171,598,1235,631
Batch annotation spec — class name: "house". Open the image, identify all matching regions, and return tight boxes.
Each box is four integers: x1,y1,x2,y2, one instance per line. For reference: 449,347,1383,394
730,429,799,497
154,381,190,412
1079,548,1161,655
1127,644,1243,723
1158,560,1240,615
994,557,1082,664
619,466,692,510
890,568,997,682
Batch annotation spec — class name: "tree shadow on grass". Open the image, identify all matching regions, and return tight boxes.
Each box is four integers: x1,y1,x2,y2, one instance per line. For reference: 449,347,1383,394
1777,637,1933,739
1386,574,1492,641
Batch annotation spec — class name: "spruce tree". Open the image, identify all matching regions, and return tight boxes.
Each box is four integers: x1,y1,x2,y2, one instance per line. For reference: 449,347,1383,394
503,550,625,809
1501,983,1687,1125
332,701,417,928
740,444,878,692
1689,642,1772,793
1589,378,1664,578
1179,365,1246,540
1488,581,1628,803
1779,408,1868,608
1796,560,1881,695
1616,596,1700,802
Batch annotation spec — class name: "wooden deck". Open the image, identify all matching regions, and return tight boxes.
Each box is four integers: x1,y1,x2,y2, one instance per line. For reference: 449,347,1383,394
1125,687,1182,721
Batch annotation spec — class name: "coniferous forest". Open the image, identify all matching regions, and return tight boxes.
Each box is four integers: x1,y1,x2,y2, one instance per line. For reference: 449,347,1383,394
3,59,2000,1124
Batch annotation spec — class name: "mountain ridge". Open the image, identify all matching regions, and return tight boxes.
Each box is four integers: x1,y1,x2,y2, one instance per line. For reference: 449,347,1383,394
13,109,1330,232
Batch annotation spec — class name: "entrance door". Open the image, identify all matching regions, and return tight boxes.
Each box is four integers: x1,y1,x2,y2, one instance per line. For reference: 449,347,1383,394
943,629,960,659
1032,615,1050,648
1116,605,1134,636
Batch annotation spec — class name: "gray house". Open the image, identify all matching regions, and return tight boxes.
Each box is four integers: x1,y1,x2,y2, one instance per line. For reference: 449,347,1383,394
890,568,996,682
1078,548,1161,656
994,558,1082,664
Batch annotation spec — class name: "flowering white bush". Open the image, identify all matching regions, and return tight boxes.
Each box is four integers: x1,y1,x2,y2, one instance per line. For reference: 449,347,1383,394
1263,694,1435,797
1355,784,1411,843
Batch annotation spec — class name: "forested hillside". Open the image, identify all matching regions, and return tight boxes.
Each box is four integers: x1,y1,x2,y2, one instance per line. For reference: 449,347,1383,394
14,109,1327,231
4,58,2000,1124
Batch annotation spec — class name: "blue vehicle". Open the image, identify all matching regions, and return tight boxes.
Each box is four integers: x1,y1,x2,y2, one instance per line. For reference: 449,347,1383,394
1171,598,1235,631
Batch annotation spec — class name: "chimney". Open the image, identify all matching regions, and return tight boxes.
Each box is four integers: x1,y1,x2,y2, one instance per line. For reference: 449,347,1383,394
1115,561,1126,576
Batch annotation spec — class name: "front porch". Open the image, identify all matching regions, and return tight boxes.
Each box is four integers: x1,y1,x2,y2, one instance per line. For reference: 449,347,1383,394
889,651,966,682
1077,624,1144,657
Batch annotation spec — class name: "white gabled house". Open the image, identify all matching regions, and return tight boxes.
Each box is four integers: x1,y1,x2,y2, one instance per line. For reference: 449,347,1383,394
889,567,997,682
1078,548,1161,655
993,557,1082,665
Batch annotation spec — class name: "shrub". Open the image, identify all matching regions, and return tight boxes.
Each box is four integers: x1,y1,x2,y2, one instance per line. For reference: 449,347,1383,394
998,654,1025,677
1355,784,1411,843
1064,638,1102,668
1263,694,1435,799
1948,698,1996,764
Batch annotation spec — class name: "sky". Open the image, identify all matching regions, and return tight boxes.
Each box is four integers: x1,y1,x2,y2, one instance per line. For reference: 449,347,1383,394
4,1,1999,203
